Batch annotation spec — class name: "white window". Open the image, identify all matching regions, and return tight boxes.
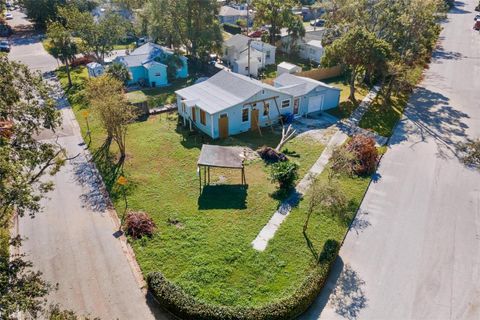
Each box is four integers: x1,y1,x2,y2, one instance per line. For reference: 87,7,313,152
266,50,271,59
155,72,161,77
281,99,290,108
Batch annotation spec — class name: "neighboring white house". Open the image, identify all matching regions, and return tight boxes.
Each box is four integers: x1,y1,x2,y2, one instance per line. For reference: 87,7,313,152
86,62,105,78
281,30,325,63
175,70,341,139
223,34,276,77
277,62,302,76
219,5,251,25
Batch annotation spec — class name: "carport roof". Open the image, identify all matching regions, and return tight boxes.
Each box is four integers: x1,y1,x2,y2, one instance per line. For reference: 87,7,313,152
197,145,245,168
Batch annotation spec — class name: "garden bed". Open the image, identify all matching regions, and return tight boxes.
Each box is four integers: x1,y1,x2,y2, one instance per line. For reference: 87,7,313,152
57,65,372,314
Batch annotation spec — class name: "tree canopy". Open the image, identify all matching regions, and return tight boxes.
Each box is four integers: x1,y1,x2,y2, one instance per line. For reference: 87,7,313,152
46,21,78,87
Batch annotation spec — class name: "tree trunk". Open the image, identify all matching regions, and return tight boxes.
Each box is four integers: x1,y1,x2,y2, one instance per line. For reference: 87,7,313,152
385,75,395,102
349,71,356,102
303,209,312,233
65,60,72,88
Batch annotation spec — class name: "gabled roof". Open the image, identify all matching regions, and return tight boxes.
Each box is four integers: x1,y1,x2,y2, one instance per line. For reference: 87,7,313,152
116,42,180,68
275,73,340,97
224,34,250,50
278,61,300,70
219,6,248,17
176,70,286,114
306,40,323,49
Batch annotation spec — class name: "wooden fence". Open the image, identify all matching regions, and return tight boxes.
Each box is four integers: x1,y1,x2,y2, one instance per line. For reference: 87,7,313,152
295,65,343,81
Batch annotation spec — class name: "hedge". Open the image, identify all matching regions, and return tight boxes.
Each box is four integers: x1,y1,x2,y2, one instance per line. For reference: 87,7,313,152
147,240,339,320
223,23,242,35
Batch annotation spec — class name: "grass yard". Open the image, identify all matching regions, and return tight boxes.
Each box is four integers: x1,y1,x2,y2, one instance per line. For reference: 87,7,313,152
58,66,372,309
125,79,193,106
359,93,408,137
323,76,370,119
261,52,319,80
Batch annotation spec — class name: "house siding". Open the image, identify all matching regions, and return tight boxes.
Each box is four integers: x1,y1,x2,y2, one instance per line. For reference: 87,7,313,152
146,64,168,87
128,66,147,84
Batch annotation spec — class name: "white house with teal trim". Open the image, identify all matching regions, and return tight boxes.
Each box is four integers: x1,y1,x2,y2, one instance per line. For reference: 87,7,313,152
175,70,341,139
114,42,188,87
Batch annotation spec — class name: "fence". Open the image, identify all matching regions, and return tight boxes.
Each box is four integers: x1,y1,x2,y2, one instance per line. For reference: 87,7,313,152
295,65,343,81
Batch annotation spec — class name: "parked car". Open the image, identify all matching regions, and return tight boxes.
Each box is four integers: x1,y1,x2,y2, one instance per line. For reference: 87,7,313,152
5,12,13,20
0,40,11,52
474,20,480,30
475,14,480,21
310,19,326,27
248,30,265,38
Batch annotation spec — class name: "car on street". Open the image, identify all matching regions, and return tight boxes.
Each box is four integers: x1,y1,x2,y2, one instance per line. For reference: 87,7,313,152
475,14,480,21
474,20,480,31
310,19,326,27
0,40,11,52
5,12,13,20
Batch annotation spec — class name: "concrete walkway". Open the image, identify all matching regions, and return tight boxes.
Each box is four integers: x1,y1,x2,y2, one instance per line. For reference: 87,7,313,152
251,86,381,251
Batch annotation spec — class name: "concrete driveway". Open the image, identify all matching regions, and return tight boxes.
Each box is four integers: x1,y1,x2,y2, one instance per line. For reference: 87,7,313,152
302,1,480,320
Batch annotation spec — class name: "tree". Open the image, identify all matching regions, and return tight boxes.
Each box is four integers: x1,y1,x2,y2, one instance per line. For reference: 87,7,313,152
303,179,347,233
269,160,299,190
345,135,379,175
60,6,129,62
46,21,77,88
322,27,391,101
164,54,183,83
0,57,64,317
143,0,223,59
106,62,131,84
286,15,306,56
253,0,300,45
85,75,135,161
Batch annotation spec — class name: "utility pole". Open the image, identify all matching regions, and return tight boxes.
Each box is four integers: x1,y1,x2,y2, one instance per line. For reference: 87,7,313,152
247,39,251,78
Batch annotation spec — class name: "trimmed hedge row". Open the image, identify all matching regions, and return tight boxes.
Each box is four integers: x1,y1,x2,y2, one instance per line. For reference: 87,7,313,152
222,23,242,35
147,240,339,320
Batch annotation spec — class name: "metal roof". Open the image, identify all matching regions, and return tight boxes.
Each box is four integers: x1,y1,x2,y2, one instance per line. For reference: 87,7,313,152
219,6,248,17
176,70,284,114
274,73,340,96
197,145,245,168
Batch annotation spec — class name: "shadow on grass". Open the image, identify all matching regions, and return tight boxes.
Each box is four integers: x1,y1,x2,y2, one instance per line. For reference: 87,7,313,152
198,185,248,210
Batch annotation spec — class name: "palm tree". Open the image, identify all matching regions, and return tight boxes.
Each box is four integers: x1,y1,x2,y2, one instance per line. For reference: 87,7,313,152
287,16,306,57
106,62,131,85
46,22,77,88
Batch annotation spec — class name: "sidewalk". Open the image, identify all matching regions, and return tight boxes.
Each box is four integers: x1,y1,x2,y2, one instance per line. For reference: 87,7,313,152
251,86,381,252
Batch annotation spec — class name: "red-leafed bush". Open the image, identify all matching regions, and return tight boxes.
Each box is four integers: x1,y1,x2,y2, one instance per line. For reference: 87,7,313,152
345,135,379,175
124,211,156,239
257,146,287,163
71,56,94,67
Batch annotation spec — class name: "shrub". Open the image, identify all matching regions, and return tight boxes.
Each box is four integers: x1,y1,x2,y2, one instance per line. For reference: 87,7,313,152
257,146,287,163
458,139,480,169
318,240,340,264
124,211,156,239
345,135,379,175
269,161,299,189
223,23,241,35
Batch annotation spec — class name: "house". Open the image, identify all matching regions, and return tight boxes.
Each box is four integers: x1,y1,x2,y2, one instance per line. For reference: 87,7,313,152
114,42,188,87
86,62,105,78
277,62,302,76
274,73,341,115
91,2,133,22
281,30,325,63
223,34,276,77
218,5,252,26
175,70,340,139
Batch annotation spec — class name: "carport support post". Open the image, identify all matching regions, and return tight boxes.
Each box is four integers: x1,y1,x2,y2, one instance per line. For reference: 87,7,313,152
208,167,210,184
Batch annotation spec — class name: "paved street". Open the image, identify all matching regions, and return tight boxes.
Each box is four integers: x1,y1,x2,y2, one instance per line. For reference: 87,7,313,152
6,10,58,73
9,10,168,320
303,1,480,319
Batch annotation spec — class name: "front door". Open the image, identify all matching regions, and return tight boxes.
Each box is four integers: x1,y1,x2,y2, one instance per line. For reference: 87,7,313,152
293,98,300,115
251,108,259,131
191,107,196,122
219,114,229,139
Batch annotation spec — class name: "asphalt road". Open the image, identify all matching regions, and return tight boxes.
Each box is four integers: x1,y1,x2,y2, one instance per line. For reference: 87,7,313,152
10,11,169,320
303,1,480,319
6,9,58,73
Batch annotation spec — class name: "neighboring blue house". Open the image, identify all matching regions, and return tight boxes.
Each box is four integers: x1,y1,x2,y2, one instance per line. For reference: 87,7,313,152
175,70,341,139
114,42,188,87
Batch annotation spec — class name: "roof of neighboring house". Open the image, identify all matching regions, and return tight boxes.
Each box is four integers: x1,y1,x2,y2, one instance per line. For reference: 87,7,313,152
277,61,301,71
86,62,103,69
275,73,340,97
115,42,184,68
176,70,284,114
225,34,275,52
306,40,323,49
219,5,248,17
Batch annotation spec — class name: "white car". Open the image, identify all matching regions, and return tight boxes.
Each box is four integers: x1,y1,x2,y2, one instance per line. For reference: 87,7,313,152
5,12,13,20
475,14,480,21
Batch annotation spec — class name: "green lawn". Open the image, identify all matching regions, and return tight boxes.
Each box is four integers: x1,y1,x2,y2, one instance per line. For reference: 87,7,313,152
126,79,193,105
58,66,372,309
359,93,408,137
323,76,370,119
